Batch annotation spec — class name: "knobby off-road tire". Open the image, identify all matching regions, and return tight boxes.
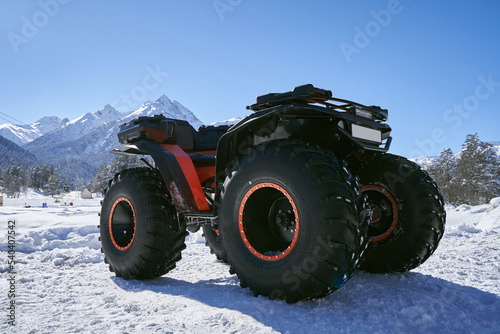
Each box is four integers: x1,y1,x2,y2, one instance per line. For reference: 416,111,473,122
202,223,227,262
218,140,367,303
100,167,187,279
357,153,446,273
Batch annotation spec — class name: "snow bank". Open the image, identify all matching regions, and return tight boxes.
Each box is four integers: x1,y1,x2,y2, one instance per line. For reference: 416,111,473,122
446,197,500,232
15,225,100,253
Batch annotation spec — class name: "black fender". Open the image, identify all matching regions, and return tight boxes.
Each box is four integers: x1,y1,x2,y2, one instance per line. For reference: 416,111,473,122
114,140,208,213
213,103,391,215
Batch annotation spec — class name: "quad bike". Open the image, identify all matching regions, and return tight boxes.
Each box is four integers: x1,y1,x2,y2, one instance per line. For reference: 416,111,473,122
99,84,446,302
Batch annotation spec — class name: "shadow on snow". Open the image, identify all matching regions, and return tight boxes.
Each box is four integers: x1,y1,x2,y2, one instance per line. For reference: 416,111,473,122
111,270,500,334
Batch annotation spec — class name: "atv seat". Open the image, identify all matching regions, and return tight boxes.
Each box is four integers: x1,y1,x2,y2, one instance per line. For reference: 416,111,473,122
117,115,230,151
188,153,216,168
176,121,229,152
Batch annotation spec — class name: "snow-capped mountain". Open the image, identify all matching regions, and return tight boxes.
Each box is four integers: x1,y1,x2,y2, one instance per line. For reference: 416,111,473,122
65,104,124,133
93,104,124,123
26,105,125,149
410,155,438,169
32,116,70,135
208,117,242,127
20,95,202,180
126,95,203,128
0,116,68,146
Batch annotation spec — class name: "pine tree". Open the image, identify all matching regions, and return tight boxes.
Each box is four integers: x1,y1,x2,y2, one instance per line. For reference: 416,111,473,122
1,166,23,197
20,165,29,191
89,162,109,193
0,169,4,194
479,141,500,202
45,173,61,196
40,165,52,191
30,166,43,190
89,155,144,193
428,148,459,204
427,134,500,205
0,167,6,196
456,134,500,205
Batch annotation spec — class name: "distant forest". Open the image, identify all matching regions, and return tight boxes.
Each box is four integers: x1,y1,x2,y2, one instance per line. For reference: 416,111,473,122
1,134,499,205
426,133,500,206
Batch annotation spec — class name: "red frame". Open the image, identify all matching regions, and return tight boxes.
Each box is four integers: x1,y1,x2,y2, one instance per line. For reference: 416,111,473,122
162,144,215,211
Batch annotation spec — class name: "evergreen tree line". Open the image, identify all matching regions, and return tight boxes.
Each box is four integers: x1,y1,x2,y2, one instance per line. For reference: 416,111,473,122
427,133,500,206
0,164,75,197
89,155,145,193
0,155,146,198
3,134,498,205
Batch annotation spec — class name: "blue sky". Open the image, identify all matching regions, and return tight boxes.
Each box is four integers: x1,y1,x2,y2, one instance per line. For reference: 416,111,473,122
1,0,499,158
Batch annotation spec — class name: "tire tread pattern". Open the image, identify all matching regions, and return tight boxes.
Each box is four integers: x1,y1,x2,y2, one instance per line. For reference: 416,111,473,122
100,167,187,279
219,140,368,302
358,153,445,273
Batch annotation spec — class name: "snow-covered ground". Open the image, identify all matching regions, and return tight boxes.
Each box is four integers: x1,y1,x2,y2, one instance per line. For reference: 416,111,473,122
1,192,499,333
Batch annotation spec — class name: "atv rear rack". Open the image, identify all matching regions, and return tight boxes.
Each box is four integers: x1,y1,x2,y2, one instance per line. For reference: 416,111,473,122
247,84,388,123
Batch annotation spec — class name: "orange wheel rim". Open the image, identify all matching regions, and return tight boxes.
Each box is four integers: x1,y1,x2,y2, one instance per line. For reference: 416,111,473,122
361,185,399,242
238,182,299,261
109,197,137,250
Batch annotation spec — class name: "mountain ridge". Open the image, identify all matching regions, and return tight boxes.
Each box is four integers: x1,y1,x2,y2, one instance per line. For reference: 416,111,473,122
15,95,202,181
0,135,41,170
0,116,68,146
